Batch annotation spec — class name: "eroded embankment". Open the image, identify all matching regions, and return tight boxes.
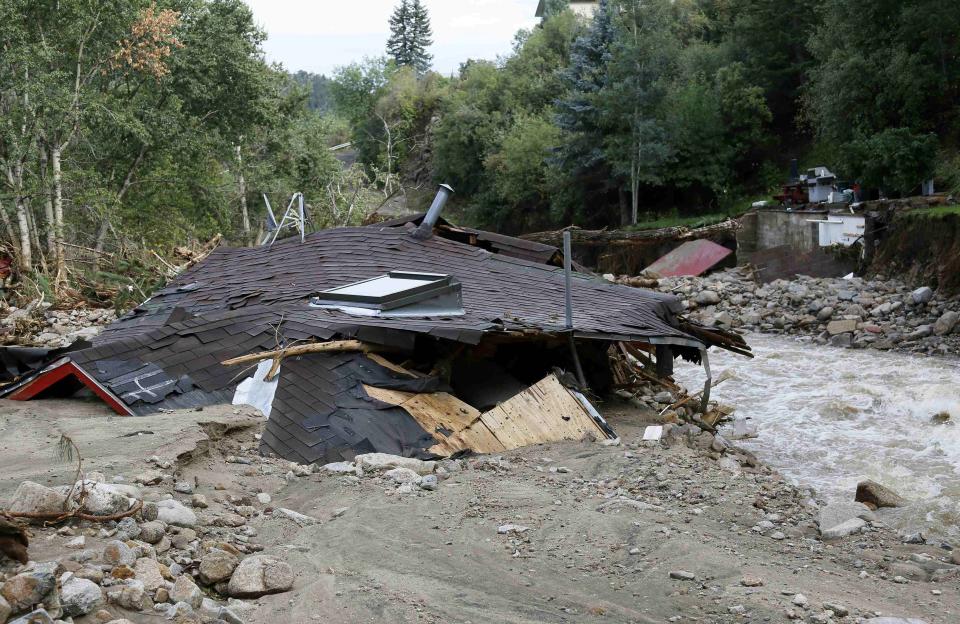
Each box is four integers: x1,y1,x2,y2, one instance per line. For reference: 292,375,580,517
872,213,960,295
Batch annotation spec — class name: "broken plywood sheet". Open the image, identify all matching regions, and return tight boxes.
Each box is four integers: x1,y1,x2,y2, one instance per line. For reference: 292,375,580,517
363,384,506,455
478,374,607,450
367,372,609,455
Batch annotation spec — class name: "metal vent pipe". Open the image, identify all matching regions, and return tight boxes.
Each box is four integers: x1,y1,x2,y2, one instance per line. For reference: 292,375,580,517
412,184,455,239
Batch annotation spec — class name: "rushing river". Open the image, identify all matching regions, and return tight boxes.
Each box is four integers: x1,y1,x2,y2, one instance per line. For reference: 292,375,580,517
674,333,960,538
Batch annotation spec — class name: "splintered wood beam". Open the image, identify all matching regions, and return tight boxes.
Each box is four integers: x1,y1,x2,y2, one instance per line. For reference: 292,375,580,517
221,340,376,380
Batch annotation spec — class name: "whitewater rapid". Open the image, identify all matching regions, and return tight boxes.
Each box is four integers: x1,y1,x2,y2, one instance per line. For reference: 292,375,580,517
675,333,960,538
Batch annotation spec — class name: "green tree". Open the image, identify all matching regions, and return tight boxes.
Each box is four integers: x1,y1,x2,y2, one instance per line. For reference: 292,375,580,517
386,0,433,74
805,0,960,193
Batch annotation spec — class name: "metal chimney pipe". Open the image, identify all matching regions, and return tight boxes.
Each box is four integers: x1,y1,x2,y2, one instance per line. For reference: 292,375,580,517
412,184,455,239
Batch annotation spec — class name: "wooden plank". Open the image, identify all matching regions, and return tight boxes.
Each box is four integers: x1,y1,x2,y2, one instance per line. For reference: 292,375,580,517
367,353,422,377
362,384,504,454
362,385,416,406
364,373,607,456
478,374,606,450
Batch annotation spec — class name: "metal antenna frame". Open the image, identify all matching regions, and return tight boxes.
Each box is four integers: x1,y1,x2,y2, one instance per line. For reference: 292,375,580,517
262,192,307,246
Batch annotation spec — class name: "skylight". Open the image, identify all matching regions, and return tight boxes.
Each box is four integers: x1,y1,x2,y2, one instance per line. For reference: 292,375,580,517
310,272,463,317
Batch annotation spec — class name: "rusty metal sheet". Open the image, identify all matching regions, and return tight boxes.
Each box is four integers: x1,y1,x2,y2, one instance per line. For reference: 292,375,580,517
645,239,733,277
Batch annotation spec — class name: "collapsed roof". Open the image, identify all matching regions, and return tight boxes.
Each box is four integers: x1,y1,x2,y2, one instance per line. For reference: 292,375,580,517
1,215,749,464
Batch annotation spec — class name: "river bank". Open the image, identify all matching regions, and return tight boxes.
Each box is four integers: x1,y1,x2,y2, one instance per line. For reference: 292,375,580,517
0,399,956,623
621,267,960,357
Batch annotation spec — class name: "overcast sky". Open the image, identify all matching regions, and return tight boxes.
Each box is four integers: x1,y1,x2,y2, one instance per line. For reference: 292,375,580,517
242,0,541,77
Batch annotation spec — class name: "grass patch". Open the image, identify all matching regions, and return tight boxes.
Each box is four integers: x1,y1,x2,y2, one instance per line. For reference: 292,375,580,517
627,212,732,231
899,204,960,219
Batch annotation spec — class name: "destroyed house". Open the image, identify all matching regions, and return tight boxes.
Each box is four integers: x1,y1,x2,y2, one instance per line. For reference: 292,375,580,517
0,209,749,465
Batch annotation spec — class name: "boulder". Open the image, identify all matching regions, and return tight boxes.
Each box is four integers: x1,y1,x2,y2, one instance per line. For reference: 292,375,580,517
696,290,721,305
816,306,834,321
321,462,357,475
60,577,103,617
6,481,67,514
911,287,933,304
820,517,866,540
8,609,55,624
102,540,137,567
106,580,151,612
1,564,58,613
384,467,421,485
170,575,203,609
933,311,959,336
56,482,138,516
133,558,165,592
272,508,318,527
115,516,140,540
855,479,906,509
227,555,294,598
0,595,9,623
354,453,435,475
155,499,197,528
826,319,857,335
199,549,240,585
138,521,166,544
818,501,875,536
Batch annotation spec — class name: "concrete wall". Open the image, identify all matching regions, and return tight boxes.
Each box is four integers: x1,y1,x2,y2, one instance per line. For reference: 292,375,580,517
737,210,857,281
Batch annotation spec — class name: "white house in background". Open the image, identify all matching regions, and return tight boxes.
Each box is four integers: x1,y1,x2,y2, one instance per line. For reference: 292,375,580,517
536,0,600,20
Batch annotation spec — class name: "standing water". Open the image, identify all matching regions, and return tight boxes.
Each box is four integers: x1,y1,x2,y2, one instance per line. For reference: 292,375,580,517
675,333,960,538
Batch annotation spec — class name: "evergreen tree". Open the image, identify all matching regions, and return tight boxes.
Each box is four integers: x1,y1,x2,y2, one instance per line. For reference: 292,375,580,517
386,0,433,73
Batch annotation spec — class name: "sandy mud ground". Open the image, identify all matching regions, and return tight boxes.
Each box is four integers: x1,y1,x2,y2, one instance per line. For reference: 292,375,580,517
0,399,957,623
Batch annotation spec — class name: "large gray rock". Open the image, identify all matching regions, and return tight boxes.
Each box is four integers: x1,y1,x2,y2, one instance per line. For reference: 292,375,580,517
199,549,240,585
138,520,166,544
55,481,138,516
354,453,435,475
106,580,151,611
827,319,858,335
102,540,137,567
934,311,959,336
170,574,203,609
6,481,67,514
696,290,721,305
155,499,197,528
8,609,55,624
1,564,58,613
0,595,10,623
856,479,907,509
60,577,103,617
911,287,934,304
821,517,866,539
133,558,165,592
227,555,294,598
818,501,875,535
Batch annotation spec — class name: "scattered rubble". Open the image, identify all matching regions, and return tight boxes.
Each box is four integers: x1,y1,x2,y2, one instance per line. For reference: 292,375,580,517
610,267,960,356
0,305,116,348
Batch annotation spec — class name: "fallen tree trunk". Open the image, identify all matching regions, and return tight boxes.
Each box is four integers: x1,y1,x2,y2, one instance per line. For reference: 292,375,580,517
522,219,740,247
221,340,378,380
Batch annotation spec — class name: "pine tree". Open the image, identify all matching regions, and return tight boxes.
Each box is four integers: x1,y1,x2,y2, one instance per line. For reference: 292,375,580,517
386,0,433,73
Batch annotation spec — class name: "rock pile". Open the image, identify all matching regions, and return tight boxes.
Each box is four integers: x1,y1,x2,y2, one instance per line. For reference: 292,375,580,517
0,472,294,624
612,267,960,356
0,303,117,348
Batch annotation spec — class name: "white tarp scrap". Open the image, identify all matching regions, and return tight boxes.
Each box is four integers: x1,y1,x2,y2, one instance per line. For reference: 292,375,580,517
232,359,279,417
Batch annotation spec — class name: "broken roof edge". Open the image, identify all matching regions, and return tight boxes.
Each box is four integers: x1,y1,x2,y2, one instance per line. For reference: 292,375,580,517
2,357,134,416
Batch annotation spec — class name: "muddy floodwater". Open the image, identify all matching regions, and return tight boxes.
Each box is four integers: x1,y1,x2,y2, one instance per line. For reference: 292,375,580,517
675,333,960,538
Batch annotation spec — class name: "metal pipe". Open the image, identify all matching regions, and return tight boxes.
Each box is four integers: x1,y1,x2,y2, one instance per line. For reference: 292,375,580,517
412,184,455,239
563,231,588,389
699,348,712,413
563,231,573,329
